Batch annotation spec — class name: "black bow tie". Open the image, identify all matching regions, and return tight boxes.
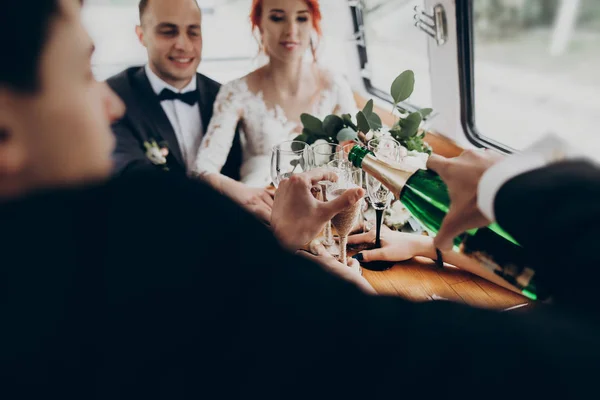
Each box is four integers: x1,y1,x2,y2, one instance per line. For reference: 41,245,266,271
158,88,198,106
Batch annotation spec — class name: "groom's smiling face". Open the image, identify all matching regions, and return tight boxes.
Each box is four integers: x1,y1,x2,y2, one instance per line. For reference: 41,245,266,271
136,0,203,90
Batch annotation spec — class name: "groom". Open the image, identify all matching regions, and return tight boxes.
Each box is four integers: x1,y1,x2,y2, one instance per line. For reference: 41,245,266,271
107,0,241,179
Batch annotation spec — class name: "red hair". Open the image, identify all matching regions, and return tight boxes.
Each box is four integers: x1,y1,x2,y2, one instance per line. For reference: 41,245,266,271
250,0,322,36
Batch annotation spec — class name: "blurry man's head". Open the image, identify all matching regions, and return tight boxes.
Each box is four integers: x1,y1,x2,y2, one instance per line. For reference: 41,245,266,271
0,0,125,200
136,0,203,89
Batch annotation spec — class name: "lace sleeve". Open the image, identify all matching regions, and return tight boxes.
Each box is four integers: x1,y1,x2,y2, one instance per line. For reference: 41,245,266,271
193,80,243,176
332,73,359,116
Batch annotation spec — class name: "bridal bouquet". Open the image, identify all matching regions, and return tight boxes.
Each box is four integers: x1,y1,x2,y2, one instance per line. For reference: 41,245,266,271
295,69,433,154
296,70,434,231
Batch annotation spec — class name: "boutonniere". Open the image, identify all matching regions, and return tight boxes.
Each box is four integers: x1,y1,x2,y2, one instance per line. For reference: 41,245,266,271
143,140,170,169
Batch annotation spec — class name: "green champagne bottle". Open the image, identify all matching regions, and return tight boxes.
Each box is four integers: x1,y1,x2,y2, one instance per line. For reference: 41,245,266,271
348,145,545,301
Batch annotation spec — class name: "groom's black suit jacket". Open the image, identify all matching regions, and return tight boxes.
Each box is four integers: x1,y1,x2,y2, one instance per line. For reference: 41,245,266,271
1,161,599,398
106,66,242,179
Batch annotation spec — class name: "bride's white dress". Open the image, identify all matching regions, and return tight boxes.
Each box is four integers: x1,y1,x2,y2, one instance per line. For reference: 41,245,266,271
194,70,358,187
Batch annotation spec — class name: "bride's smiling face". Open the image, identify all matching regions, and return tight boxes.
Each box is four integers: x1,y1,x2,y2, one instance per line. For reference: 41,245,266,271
260,0,314,63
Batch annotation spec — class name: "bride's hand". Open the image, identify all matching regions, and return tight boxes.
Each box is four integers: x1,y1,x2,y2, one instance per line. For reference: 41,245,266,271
297,241,376,295
347,225,434,263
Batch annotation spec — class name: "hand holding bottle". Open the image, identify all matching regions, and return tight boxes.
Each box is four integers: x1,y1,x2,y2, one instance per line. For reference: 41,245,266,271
426,149,504,250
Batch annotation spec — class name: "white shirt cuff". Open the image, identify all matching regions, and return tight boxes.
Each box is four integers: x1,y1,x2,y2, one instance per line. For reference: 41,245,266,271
477,154,546,221
477,134,581,222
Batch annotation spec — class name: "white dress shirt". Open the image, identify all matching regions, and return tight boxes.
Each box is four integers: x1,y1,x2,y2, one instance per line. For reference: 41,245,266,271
145,65,203,172
477,134,583,221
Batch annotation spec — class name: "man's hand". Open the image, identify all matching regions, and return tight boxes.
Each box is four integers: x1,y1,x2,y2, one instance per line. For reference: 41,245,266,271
427,149,503,250
232,186,274,223
199,173,274,223
271,169,365,251
298,241,376,295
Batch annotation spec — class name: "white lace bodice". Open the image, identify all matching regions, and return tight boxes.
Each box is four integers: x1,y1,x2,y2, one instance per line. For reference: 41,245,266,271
194,69,358,187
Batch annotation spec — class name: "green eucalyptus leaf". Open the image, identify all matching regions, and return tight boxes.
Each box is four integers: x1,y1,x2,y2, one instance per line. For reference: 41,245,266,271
356,111,370,134
294,133,309,144
362,99,374,116
398,112,422,138
390,70,415,105
291,140,308,152
336,127,358,142
366,112,382,131
388,125,402,138
395,129,413,140
403,136,429,153
418,108,433,119
396,104,409,114
403,138,416,151
300,113,324,134
341,114,357,130
323,115,344,136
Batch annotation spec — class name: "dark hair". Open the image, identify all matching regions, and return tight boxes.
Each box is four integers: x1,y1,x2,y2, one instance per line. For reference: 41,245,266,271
139,0,149,21
0,1,61,92
139,0,200,22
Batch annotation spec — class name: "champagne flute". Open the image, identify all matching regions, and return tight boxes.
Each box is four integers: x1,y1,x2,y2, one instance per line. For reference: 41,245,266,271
340,141,371,236
326,160,363,267
361,137,401,271
311,142,343,247
270,140,313,188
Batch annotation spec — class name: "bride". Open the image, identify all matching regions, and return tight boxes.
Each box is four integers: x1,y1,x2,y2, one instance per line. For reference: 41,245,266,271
193,0,357,220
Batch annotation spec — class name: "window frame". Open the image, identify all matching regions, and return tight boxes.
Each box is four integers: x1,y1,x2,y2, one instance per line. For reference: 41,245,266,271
456,0,515,153
349,1,422,114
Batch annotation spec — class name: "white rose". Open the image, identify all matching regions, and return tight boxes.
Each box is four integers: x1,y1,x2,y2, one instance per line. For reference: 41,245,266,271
402,150,429,170
384,200,412,229
398,145,409,159
146,147,167,165
378,127,392,137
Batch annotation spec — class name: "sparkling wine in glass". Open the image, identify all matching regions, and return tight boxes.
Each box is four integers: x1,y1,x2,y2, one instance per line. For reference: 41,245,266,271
326,161,362,267
311,142,343,247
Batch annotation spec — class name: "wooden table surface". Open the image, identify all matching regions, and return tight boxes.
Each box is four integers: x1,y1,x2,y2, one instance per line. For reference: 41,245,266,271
356,254,530,310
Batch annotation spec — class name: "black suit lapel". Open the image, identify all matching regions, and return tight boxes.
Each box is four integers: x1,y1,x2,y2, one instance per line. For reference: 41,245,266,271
196,74,214,134
131,69,186,168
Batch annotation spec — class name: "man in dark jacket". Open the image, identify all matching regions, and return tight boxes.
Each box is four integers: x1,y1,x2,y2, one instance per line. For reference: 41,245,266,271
427,146,600,316
106,0,242,180
106,0,274,222
0,1,598,399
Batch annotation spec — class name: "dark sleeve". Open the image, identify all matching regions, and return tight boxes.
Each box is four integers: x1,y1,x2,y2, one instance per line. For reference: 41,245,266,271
111,119,160,176
220,121,243,181
494,160,600,313
87,173,598,398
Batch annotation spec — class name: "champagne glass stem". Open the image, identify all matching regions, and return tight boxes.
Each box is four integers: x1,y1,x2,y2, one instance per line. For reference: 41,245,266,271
375,209,384,248
340,235,348,266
